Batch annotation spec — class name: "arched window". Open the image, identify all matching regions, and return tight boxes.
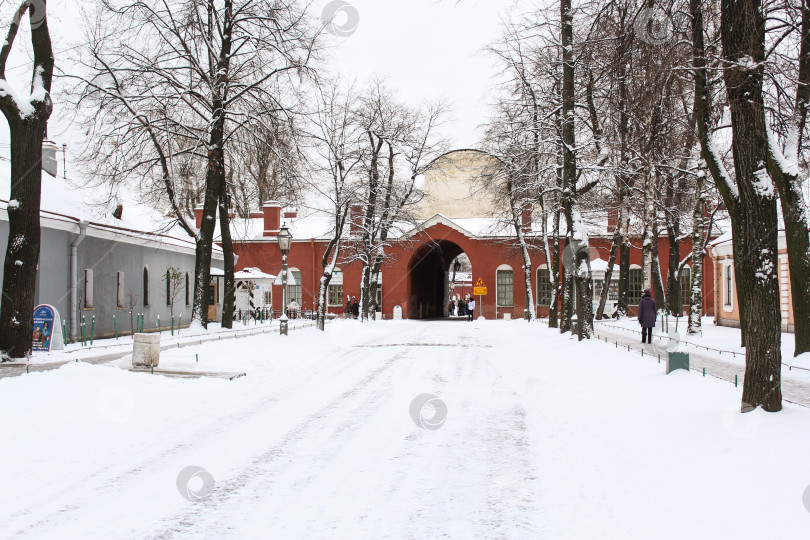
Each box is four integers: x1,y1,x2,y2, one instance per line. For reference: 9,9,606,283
185,272,190,306
680,266,691,309
536,265,551,306
629,266,642,305
496,264,514,307
286,267,302,305
724,263,734,309
143,266,150,306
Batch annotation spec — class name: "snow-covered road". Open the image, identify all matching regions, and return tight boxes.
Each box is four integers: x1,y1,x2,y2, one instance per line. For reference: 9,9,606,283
2,320,810,539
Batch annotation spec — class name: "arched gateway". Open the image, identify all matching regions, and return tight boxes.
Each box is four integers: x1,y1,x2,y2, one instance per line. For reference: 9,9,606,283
407,240,465,319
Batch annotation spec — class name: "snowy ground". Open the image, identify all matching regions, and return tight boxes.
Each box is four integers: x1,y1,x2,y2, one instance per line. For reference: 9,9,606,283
2,320,810,539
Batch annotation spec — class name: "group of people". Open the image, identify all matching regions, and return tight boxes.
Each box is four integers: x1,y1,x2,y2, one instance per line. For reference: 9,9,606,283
344,296,360,319
449,297,475,321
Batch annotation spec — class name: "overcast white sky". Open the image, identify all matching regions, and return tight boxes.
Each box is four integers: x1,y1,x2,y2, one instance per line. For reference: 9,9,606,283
0,0,536,170
319,0,530,148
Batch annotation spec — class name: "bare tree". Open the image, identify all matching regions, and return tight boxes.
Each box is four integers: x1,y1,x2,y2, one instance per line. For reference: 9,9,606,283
0,0,54,359
764,0,810,357
690,0,782,411
351,80,448,321
305,78,363,330
68,0,318,328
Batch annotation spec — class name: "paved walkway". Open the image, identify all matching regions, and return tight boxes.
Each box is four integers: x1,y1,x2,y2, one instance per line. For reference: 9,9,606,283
592,323,810,408
0,321,317,380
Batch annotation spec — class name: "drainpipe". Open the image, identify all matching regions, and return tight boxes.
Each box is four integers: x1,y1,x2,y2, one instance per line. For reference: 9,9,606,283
70,221,88,341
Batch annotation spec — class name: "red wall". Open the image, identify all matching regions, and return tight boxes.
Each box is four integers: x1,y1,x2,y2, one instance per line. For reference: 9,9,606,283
230,222,716,320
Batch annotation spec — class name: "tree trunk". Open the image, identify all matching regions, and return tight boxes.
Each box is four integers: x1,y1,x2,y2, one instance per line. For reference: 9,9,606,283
690,0,750,346
191,133,222,328
560,265,574,333
617,233,630,318
651,226,666,310
218,179,235,329
666,222,682,316
722,0,782,412
765,1,810,356
0,1,54,359
0,123,47,358
549,213,561,328
687,173,707,335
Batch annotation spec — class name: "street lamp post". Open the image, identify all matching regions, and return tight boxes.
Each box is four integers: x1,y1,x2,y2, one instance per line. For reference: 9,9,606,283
278,224,292,336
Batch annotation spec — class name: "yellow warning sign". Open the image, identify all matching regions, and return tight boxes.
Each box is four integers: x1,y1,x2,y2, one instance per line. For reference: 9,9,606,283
473,277,487,296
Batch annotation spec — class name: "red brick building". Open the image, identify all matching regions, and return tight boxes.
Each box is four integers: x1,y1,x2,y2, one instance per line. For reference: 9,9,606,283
224,210,715,320
214,150,717,320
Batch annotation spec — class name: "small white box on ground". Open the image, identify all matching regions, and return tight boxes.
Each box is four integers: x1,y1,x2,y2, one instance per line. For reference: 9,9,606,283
132,333,160,367
503,313,511,320
393,305,403,320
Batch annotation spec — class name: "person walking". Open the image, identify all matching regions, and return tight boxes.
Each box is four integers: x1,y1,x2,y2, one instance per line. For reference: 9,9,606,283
351,297,360,319
467,298,476,321
638,288,656,344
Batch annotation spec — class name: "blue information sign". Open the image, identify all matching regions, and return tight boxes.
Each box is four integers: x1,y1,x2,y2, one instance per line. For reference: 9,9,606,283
32,304,63,352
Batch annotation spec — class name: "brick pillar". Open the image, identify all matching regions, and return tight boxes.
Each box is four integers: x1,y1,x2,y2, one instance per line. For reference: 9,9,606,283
194,203,204,229
263,201,281,237
607,207,619,233
350,205,364,236
521,202,532,233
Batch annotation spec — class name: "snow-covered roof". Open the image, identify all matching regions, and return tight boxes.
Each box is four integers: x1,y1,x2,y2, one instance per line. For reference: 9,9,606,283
590,258,609,272
234,267,276,280
0,157,222,258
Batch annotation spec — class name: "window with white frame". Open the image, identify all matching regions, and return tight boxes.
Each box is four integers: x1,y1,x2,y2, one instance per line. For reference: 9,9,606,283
496,265,514,307
84,269,94,309
328,284,343,306
536,267,551,306
724,263,734,309
287,268,302,305
629,268,643,305
185,272,190,306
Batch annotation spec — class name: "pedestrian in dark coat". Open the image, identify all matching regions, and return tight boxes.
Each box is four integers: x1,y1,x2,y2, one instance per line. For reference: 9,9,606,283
351,298,360,319
638,289,656,343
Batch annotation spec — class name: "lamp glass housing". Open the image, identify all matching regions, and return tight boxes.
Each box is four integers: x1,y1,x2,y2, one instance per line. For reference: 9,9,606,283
277,225,292,254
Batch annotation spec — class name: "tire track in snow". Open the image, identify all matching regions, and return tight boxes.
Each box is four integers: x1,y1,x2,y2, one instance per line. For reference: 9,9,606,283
146,351,406,538
5,334,396,538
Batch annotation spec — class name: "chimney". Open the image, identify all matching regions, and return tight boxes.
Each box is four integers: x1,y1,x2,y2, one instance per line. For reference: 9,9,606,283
284,208,298,220
607,207,619,233
350,205,364,236
521,202,532,234
112,204,123,220
195,203,205,229
263,200,282,236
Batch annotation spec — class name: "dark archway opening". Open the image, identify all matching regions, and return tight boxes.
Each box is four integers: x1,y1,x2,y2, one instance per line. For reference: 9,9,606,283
408,240,465,319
